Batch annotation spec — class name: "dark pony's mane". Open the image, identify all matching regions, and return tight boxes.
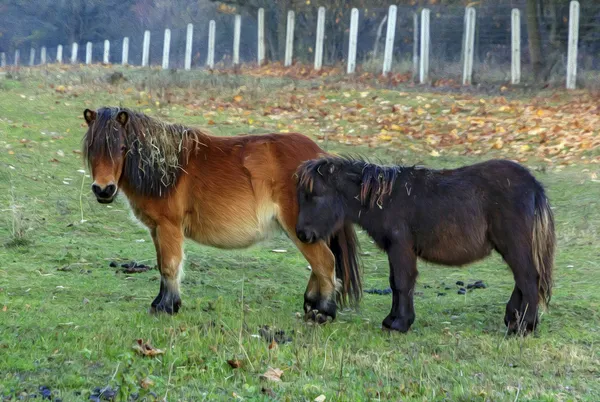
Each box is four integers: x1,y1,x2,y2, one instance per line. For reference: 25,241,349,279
298,156,402,209
82,107,206,197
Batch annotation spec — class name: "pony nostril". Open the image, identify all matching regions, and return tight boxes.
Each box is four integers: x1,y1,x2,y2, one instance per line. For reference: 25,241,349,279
91,184,102,196
105,184,117,196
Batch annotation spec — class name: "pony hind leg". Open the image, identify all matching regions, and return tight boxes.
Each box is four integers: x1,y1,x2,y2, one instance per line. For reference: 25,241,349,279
150,222,184,315
498,246,540,335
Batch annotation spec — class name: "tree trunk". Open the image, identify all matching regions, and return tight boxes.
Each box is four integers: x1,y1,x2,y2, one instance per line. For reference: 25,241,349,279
526,0,544,82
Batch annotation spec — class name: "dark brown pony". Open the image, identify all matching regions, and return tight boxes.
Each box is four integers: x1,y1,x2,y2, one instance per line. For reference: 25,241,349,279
81,107,361,322
295,156,555,335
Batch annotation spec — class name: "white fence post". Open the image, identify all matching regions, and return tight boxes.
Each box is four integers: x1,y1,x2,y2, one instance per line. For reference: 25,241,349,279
233,14,241,66
207,20,216,68
413,13,419,80
103,40,110,64
57,45,63,63
347,8,359,74
258,8,265,65
185,23,193,70
29,48,35,66
41,47,47,64
382,5,397,75
566,0,580,90
14,50,20,66
0,52,5,67
511,9,521,85
284,10,295,67
314,6,326,71
419,8,430,84
71,43,78,64
162,28,171,69
122,37,129,65
85,42,92,64
142,30,150,67
462,7,476,85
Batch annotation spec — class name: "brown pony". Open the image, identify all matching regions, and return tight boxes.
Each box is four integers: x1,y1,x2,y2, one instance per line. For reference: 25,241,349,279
81,107,361,322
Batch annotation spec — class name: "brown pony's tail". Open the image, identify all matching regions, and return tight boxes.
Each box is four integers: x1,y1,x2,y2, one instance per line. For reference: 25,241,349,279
532,190,556,310
329,222,362,308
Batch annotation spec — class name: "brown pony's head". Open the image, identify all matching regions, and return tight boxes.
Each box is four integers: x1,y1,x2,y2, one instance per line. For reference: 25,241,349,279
82,108,129,203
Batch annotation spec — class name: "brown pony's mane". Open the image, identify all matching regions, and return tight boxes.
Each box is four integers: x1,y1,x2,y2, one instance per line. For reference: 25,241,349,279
82,107,206,197
297,156,402,209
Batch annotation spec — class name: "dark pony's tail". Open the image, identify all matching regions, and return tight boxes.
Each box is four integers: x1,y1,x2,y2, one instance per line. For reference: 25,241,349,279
329,222,362,308
532,189,556,309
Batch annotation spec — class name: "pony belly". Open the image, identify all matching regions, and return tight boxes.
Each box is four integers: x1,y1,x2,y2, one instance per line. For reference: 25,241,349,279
184,203,280,249
418,228,492,266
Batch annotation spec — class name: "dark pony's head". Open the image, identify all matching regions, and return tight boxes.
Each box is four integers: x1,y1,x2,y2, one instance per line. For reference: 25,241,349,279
82,107,200,203
295,156,400,243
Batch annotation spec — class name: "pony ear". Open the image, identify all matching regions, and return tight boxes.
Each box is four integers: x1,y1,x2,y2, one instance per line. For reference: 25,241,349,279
116,111,129,126
83,109,96,126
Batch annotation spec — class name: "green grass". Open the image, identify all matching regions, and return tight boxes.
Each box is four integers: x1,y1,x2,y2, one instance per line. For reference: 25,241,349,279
0,66,599,401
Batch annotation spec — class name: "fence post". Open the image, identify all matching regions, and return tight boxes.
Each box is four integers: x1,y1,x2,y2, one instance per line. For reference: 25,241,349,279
122,37,129,65
233,14,241,66
71,43,78,64
57,45,63,63
258,8,265,65
511,9,521,85
41,47,47,64
566,0,580,90
86,42,92,64
347,8,359,74
29,48,35,66
284,10,295,67
142,30,150,67
413,13,419,81
382,5,397,75
162,28,171,69
314,6,326,71
185,23,193,70
420,8,430,84
207,20,216,68
103,40,110,64
0,52,5,67
462,7,476,85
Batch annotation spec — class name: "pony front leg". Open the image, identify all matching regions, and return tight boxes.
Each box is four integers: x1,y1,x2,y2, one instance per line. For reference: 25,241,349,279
149,223,184,315
296,241,337,323
382,245,417,333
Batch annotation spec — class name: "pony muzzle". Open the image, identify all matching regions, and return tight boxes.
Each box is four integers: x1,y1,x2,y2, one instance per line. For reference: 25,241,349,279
92,183,118,203
296,227,317,244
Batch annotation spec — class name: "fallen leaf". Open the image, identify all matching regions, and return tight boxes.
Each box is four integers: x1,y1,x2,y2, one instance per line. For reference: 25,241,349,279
268,339,278,350
260,367,283,382
227,359,242,369
133,339,164,357
140,377,154,389
315,395,326,402
2,305,6,312
233,95,243,103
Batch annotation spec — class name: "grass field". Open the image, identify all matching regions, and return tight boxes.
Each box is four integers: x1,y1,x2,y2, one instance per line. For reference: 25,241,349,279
1,65,599,401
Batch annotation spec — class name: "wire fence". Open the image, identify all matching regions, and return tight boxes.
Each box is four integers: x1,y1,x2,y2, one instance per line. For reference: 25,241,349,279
2,1,599,88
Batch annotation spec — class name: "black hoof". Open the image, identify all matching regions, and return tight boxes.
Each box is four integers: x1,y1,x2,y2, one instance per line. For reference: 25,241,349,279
150,292,181,315
303,294,337,323
505,318,537,336
382,314,414,333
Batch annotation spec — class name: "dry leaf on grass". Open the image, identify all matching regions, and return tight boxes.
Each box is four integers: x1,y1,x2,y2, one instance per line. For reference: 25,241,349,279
227,359,243,369
133,339,164,357
260,367,283,382
140,377,154,389
314,395,326,402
